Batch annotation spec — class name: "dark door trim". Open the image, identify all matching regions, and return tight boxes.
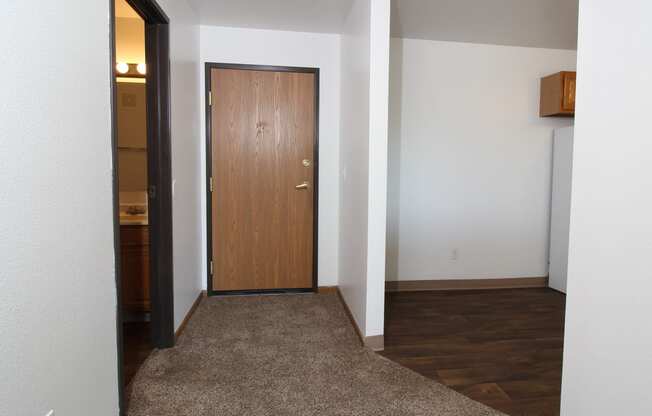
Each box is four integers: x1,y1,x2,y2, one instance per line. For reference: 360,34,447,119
137,1,175,351
110,0,174,414
204,62,320,296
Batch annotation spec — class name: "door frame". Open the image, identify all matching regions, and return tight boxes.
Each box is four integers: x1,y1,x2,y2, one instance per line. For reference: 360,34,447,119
110,0,174,413
204,62,320,296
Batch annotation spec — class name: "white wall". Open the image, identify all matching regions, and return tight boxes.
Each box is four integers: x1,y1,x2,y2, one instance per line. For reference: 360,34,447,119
339,0,371,335
0,1,118,415
561,1,652,414
339,0,391,339
199,25,341,287
0,1,202,414
156,0,204,331
364,0,391,338
549,126,574,293
387,38,577,282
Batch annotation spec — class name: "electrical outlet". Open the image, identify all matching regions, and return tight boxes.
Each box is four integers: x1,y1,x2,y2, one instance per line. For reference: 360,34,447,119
450,248,459,261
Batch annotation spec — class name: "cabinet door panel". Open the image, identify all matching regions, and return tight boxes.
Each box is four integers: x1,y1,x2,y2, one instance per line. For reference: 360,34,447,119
120,226,150,312
562,72,576,112
540,71,576,117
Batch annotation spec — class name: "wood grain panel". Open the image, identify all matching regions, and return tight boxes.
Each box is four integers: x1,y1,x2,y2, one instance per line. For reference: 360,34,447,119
540,71,576,117
211,68,315,291
561,72,576,112
381,288,566,416
120,225,151,312
385,277,549,292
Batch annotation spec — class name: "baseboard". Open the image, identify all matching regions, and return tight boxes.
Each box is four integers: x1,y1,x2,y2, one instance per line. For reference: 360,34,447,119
328,287,384,351
386,276,549,292
333,288,364,346
317,286,339,294
175,290,205,342
364,335,384,352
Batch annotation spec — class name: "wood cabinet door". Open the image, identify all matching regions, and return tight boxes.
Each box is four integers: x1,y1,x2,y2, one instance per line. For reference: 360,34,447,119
120,226,151,312
540,71,577,117
562,72,576,112
209,67,317,292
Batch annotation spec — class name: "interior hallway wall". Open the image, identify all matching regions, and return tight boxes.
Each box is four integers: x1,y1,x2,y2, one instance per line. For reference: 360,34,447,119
156,0,204,330
561,1,652,414
364,0,391,338
198,25,342,287
387,38,576,282
0,0,204,413
339,0,391,341
0,1,118,415
339,0,371,336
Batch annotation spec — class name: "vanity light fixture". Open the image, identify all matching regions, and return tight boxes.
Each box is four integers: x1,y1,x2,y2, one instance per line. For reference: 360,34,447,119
115,62,146,78
116,62,130,74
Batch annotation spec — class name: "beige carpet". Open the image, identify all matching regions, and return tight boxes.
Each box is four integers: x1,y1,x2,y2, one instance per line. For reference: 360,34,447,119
126,293,505,416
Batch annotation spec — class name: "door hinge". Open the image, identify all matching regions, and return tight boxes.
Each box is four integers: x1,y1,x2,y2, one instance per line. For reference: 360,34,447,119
209,260,214,275
208,91,212,106
209,177,214,192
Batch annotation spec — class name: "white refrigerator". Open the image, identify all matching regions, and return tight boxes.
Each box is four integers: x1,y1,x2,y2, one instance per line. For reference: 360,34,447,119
549,126,574,293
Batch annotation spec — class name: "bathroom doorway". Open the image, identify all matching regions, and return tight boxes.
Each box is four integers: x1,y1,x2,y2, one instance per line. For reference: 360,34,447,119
111,0,173,413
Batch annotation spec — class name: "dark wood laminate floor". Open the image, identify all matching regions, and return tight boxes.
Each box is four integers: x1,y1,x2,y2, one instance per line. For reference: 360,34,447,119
123,321,153,387
380,288,566,416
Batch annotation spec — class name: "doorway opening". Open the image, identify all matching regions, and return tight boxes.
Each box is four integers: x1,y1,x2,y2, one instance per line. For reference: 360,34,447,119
382,3,579,415
110,0,173,413
204,63,320,296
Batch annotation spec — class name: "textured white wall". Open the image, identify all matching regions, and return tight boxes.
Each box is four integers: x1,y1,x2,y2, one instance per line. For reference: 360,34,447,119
549,126,574,293
338,0,371,335
0,1,119,415
387,38,576,282
561,1,652,414
0,1,202,414
199,25,341,287
156,0,203,330
339,0,391,338
364,0,391,337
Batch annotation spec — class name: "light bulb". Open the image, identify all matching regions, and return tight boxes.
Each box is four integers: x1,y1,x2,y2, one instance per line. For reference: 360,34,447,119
136,63,146,75
116,62,129,74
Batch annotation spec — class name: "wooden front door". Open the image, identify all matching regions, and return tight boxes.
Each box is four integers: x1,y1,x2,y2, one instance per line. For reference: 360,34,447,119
208,66,317,292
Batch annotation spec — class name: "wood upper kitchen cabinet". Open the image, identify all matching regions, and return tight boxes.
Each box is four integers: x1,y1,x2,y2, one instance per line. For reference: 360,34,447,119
120,225,150,312
540,71,576,117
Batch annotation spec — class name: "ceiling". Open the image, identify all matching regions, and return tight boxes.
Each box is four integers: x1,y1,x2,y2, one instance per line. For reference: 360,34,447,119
187,0,578,50
115,0,141,19
188,0,354,34
392,0,578,50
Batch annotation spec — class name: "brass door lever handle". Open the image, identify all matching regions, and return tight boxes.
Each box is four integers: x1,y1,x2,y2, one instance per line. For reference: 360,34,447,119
295,182,310,190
